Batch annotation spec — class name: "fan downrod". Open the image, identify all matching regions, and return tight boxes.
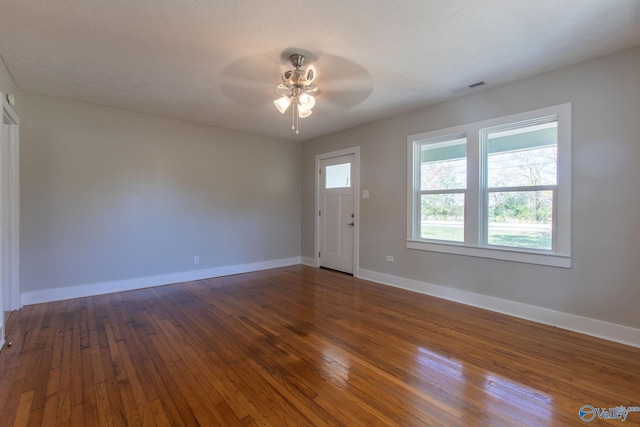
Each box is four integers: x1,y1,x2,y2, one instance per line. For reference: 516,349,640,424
289,54,305,68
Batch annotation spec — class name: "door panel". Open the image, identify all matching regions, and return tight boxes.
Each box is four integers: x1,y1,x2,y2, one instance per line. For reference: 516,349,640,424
338,194,353,257
323,194,338,254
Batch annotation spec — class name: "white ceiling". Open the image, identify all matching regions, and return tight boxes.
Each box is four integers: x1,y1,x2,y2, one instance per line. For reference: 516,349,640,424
1,0,639,141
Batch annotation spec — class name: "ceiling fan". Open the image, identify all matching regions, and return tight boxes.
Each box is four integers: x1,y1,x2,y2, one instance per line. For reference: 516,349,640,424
273,53,318,134
218,49,374,135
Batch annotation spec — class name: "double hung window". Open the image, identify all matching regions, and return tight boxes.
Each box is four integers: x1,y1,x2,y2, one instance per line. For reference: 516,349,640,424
407,104,571,267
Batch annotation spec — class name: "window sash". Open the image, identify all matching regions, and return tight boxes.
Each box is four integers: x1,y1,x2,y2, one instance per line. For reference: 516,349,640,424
483,186,557,251
417,138,467,192
418,190,466,243
413,136,468,242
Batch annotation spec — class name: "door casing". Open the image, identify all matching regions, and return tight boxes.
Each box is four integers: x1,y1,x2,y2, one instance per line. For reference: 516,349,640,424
1,93,20,350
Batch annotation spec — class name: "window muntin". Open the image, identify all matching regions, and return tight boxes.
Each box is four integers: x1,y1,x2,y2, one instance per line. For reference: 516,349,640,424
407,104,571,268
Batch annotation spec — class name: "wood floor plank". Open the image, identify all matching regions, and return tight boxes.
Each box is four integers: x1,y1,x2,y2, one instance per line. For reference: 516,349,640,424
94,381,116,427
97,324,127,427
137,329,197,425
1,265,640,426
25,408,43,427
13,390,34,427
69,403,84,427
41,367,60,427
148,398,173,427
79,346,98,426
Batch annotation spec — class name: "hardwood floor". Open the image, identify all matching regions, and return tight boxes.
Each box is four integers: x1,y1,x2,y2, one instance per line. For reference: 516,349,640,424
1,265,639,426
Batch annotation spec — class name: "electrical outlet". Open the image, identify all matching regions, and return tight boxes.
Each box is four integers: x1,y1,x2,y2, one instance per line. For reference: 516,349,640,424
386,255,394,262
194,255,200,264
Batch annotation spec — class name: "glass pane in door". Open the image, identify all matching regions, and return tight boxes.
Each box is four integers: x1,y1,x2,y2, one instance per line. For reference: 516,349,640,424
325,163,351,188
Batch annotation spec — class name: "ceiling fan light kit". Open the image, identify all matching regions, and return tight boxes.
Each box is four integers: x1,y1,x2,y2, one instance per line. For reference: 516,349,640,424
273,53,318,134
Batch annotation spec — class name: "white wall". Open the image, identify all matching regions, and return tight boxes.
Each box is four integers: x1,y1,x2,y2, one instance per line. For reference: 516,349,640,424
19,93,301,300
302,47,640,333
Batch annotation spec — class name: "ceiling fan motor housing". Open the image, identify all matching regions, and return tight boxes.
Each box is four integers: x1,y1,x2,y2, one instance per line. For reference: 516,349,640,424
282,68,314,86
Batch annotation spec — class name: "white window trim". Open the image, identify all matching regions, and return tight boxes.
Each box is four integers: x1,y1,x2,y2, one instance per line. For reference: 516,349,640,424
407,103,572,268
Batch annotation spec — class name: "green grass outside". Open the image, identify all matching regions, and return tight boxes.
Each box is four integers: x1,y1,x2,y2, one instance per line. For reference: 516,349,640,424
421,225,551,250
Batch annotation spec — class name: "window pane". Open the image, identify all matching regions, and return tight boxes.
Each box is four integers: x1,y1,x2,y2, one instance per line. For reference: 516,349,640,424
420,193,464,242
325,163,351,188
487,122,557,188
420,138,467,191
487,190,553,250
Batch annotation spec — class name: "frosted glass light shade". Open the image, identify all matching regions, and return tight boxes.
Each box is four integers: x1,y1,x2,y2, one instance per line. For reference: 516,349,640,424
298,107,312,118
274,96,292,114
299,93,316,109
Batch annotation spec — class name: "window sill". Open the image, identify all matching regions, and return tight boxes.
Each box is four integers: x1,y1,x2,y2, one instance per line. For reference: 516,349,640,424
406,240,571,268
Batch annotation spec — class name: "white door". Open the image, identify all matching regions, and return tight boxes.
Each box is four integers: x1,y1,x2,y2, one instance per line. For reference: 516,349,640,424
319,154,354,274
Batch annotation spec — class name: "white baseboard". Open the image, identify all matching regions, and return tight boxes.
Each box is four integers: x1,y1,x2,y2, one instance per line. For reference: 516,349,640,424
357,268,640,349
301,257,316,267
22,257,302,305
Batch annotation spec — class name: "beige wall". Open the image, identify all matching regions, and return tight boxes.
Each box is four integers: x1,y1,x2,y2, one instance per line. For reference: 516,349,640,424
19,93,301,293
302,47,640,329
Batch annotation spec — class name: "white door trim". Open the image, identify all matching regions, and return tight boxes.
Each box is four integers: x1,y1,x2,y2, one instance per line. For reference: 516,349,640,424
315,147,360,276
1,93,20,318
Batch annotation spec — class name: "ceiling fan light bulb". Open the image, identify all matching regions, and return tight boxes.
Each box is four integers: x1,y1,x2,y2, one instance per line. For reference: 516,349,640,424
274,96,292,114
299,93,316,109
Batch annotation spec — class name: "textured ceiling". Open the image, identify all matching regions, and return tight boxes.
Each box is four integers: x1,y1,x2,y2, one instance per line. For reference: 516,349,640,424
1,0,639,141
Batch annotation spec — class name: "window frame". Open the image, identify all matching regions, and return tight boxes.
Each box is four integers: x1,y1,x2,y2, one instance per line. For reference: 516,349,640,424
407,103,572,268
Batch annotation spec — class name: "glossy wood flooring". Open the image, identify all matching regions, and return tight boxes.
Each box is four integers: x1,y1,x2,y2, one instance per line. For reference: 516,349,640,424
1,265,639,426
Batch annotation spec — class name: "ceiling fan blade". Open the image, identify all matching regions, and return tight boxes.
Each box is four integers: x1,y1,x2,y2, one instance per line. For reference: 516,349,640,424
218,50,285,109
319,88,373,110
311,53,374,109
